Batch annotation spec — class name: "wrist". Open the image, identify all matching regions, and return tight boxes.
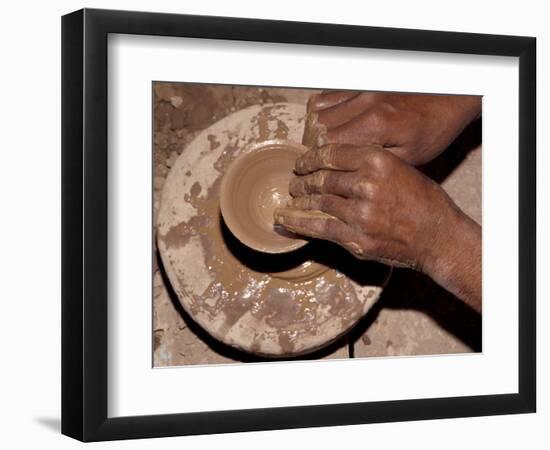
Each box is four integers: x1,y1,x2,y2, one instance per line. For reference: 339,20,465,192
422,198,482,311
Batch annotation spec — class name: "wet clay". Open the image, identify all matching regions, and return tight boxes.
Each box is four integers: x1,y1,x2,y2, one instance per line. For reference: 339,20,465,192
220,140,310,254
302,111,328,149
157,103,390,357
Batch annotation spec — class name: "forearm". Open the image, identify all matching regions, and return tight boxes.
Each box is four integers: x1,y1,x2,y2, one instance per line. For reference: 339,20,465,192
424,202,482,313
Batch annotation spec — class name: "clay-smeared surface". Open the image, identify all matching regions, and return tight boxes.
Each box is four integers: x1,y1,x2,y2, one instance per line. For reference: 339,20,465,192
220,140,309,254
157,103,389,357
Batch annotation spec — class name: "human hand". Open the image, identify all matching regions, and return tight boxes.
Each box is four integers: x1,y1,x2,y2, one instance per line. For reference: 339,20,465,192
273,144,482,312
302,91,481,166
274,143,456,270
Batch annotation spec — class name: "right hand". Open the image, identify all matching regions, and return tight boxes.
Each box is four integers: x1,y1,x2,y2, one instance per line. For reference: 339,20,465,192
275,143,460,271
274,143,482,312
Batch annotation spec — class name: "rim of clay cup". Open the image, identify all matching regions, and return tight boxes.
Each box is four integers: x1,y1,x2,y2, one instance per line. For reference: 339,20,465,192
220,139,309,254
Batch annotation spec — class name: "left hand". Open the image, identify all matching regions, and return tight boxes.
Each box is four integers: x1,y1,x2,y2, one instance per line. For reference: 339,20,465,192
274,143,465,273
302,90,481,166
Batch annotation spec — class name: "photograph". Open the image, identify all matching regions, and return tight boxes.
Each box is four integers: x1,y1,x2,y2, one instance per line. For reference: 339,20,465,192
153,82,483,366
0,0,544,447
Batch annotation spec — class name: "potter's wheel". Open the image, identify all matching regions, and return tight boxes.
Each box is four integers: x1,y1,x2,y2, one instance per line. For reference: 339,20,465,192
157,103,390,357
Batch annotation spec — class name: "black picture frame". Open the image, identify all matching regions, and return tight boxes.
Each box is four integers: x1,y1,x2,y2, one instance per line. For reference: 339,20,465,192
62,8,536,442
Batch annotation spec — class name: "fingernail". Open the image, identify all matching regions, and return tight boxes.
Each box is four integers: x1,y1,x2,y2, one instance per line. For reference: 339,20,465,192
273,212,284,224
316,131,328,148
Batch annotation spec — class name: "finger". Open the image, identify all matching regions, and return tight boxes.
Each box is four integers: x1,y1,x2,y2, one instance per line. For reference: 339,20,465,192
316,93,378,129
325,109,391,147
288,194,361,225
289,171,371,199
295,144,380,174
273,207,368,257
302,112,328,149
273,207,348,240
307,91,361,113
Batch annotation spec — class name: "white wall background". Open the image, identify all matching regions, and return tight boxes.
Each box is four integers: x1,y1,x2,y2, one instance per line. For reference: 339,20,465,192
0,1,546,448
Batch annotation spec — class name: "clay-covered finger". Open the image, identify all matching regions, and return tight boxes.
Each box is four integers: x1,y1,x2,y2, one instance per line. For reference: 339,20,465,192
290,170,378,200
289,171,343,197
288,194,359,225
274,207,349,240
273,207,368,257
307,91,361,113
289,170,371,198
295,144,377,174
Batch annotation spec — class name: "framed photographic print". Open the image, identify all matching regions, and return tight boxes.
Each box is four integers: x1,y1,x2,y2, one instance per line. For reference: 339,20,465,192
61,8,536,441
